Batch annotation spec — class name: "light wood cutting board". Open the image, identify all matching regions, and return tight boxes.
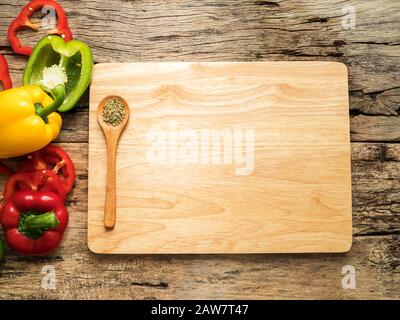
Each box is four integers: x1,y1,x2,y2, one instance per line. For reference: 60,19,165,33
88,62,352,254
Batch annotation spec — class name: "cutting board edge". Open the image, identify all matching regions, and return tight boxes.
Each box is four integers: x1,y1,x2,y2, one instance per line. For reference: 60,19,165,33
86,223,353,255
91,60,349,73
86,241,353,255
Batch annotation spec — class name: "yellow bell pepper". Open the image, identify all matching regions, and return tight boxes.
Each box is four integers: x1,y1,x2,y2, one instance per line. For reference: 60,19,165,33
0,85,64,159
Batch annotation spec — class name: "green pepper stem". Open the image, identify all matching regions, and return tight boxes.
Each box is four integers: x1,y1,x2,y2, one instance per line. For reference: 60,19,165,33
24,212,59,230
36,84,66,119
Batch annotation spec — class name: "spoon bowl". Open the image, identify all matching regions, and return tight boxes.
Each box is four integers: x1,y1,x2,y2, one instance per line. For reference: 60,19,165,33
97,95,130,132
97,95,130,229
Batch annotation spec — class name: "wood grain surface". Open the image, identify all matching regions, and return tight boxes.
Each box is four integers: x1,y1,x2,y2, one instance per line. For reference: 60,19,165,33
0,0,399,299
88,62,352,254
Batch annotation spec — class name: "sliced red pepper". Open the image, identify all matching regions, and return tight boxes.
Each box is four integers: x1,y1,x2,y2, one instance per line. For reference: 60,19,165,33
8,0,73,56
0,54,12,90
4,170,66,201
19,144,76,193
0,162,14,210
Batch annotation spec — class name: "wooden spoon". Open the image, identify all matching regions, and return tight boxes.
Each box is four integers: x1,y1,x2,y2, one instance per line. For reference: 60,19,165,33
97,95,130,229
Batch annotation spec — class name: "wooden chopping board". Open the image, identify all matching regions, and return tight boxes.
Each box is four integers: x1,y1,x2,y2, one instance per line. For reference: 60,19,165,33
88,62,352,254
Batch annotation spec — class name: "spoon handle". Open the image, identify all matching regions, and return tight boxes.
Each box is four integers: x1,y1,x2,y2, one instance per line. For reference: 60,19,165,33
104,135,118,228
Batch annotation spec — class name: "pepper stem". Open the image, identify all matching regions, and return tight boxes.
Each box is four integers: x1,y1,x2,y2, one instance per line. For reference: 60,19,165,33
24,212,59,230
36,84,66,119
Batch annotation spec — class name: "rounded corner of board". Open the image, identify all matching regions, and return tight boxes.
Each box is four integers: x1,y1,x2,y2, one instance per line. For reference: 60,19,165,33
87,240,106,255
330,61,349,75
336,237,353,253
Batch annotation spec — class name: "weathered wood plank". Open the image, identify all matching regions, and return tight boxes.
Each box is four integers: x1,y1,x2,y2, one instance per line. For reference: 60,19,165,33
352,143,400,236
351,115,400,142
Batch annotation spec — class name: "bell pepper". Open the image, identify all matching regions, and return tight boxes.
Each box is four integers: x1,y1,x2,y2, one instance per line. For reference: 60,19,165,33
23,35,93,112
0,54,12,90
19,144,76,194
0,85,63,159
0,191,68,256
0,162,14,212
4,169,66,202
8,0,73,56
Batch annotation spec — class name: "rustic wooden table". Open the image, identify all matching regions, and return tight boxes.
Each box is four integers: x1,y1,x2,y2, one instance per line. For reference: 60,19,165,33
0,0,399,299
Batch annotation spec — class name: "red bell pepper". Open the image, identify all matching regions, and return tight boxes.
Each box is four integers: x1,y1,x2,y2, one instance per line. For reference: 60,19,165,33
0,54,12,90
0,162,14,211
0,191,68,256
8,0,73,56
4,170,66,201
19,144,76,193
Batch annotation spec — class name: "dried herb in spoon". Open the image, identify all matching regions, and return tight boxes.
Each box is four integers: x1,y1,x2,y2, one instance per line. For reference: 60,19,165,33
102,97,126,127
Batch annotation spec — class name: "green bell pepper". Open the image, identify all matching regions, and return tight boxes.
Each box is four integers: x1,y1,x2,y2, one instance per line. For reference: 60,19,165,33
23,35,93,112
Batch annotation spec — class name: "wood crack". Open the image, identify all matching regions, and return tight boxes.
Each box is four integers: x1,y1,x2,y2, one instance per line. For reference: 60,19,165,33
350,41,400,46
354,230,400,237
254,1,280,7
131,281,169,289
